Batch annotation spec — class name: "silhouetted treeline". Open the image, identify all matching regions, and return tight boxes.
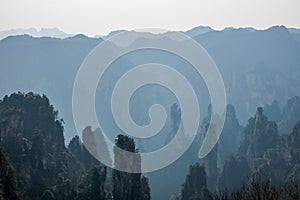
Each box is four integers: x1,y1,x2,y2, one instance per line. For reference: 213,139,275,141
215,180,300,200
0,92,150,200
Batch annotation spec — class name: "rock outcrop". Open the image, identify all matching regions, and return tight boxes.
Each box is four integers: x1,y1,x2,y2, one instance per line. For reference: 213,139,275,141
181,163,212,200
113,134,150,200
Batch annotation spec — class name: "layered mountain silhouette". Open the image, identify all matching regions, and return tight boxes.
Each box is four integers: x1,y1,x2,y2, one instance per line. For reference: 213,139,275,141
1,25,299,142
0,25,300,199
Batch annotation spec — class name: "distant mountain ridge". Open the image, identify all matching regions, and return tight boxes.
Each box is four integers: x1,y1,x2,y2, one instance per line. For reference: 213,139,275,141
1,25,299,41
0,24,300,199
0,27,75,40
1,25,300,144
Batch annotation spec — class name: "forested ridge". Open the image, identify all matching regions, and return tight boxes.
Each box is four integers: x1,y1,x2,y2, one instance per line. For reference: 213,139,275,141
0,92,300,199
0,92,150,200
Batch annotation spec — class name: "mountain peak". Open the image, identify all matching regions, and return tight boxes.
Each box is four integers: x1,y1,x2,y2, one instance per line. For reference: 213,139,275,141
266,25,289,33
184,26,214,37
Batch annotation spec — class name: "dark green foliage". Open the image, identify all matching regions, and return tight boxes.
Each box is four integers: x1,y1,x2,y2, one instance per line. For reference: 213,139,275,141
68,135,100,170
90,167,106,200
53,177,78,200
140,176,151,200
1,90,300,200
0,92,65,153
0,92,154,200
0,146,19,200
113,134,150,200
113,134,141,200
181,163,213,200
75,166,107,200
114,134,137,153
0,93,65,198
0,93,86,199
113,134,141,173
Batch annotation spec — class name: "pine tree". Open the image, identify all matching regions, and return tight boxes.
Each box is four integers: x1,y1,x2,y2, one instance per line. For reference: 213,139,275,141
90,166,106,200
113,135,150,200
0,146,19,200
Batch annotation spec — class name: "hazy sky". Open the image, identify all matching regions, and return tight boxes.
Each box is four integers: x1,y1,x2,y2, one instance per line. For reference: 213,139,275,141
0,0,299,36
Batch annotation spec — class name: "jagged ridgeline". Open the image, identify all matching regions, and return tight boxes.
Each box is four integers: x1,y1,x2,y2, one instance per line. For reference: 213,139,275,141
177,106,300,200
0,92,150,200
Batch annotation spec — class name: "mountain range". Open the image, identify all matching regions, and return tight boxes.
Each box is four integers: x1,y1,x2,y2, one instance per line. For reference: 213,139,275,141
1,25,299,142
0,25,300,199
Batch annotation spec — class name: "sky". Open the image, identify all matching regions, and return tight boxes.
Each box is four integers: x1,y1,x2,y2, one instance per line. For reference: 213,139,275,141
0,0,300,36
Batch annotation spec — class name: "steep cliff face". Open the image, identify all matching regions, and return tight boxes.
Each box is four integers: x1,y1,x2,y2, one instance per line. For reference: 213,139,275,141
254,120,300,184
178,100,300,198
146,102,203,200
0,92,65,152
198,105,219,191
264,100,282,122
238,107,279,165
75,166,107,200
199,142,218,191
0,146,19,200
197,104,243,192
218,104,243,165
289,120,300,149
180,163,212,200
263,96,300,134
0,92,84,199
113,134,150,200
0,92,151,199
218,156,250,192
218,106,300,192
242,98,300,185
68,134,101,171
279,96,300,134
